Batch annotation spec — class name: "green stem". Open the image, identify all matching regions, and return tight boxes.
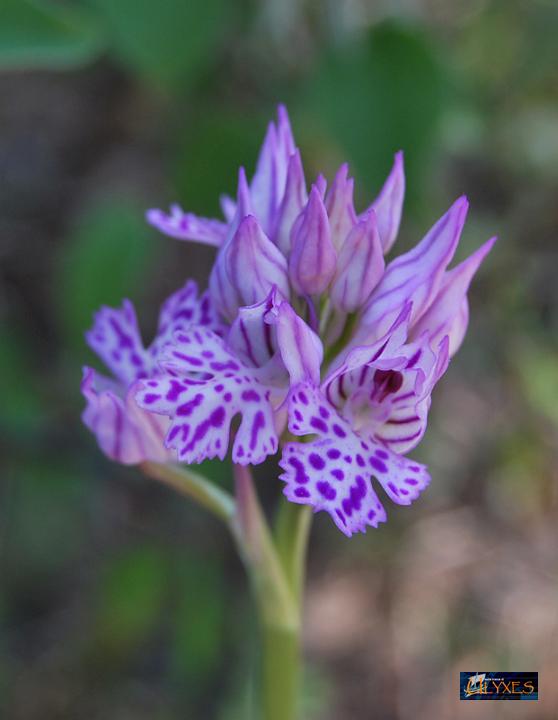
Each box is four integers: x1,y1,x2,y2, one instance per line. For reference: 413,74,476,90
233,466,310,720
275,501,312,604
140,461,235,523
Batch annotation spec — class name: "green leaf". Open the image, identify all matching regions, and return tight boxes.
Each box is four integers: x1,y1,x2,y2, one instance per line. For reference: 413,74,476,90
55,197,153,353
304,21,449,206
0,0,104,69
87,0,231,91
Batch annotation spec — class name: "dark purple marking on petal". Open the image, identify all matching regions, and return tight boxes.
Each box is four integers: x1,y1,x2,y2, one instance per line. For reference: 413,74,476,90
344,455,353,464
309,453,325,470
336,509,346,525
332,424,346,438
298,391,309,405
210,406,226,427
369,457,388,473
404,477,418,486
375,449,389,460
210,360,240,372
143,393,161,404
168,425,180,442
224,392,233,402
342,498,353,517
409,465,420,472
250,410,265,450
327,448,341,460
294,409,303,421
387,482,399,496
215,383,224,392
173,352,203,366
177,393,204,416
405,349,422,368
295,486,310,498
331,468,345,481
289,456,309,484
356,454,365,467
310,417,328,433
241,389,260,402
317,481,336,500
319,405,330,419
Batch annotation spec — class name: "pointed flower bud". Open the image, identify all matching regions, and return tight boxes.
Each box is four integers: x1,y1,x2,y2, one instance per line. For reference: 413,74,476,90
289,185,337,296
364,151,405,254
411,236,496,357
210,215,289,321
331,210,385,312
325,163,357,250
273,150,307,256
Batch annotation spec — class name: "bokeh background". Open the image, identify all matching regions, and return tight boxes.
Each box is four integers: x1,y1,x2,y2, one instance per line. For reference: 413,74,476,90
2,0,557,718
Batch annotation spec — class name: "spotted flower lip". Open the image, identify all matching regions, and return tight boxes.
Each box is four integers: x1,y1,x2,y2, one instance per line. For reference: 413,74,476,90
85,105,496,535
81,280,223,464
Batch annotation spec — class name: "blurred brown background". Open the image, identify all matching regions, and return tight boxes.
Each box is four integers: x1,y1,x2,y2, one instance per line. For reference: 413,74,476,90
1,0,557,718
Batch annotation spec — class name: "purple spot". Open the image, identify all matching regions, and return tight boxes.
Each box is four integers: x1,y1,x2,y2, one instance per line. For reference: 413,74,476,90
295,487,310,498
298,391,308,405
174,352,203,366
177,393,204,416
310,417,328,433
317,481,336,500
387,482,399,496
237,445,244,458
344,455,353,464
143,393,160,405
168,425,180,442
309,453,325,470
375,449,389,460
367,510,376,521
210,360,240,372
327,449,341,460
131,353,143,367
332,424,346,438
210,406,225,427
356,454,365,467
331,468,345,481
404,477,418,486
409,465,420,472
241,389,260,402
294,410,303,422
370,457,388,473
215,384,224,392
249,410,265,450
202,350,214,359
342,498,353,517
335,509,346,526
288,457,309,484
400,487,409,496
224,392,233,402
319,406,330,419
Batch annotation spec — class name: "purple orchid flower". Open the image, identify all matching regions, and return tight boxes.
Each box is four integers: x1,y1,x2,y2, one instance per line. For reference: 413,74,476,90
84,106,495,536
81,280,223,464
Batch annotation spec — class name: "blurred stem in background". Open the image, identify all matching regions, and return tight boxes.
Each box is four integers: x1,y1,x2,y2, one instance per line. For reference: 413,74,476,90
141,461,312,720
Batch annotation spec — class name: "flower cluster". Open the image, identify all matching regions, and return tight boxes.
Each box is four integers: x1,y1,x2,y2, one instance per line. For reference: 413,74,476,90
82,106,494,536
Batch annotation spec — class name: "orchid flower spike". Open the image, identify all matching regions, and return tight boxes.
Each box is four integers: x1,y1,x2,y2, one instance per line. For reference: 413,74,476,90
83,105,495,536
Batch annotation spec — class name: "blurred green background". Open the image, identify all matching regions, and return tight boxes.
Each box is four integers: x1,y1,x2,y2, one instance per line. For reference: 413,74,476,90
1,0,557,718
